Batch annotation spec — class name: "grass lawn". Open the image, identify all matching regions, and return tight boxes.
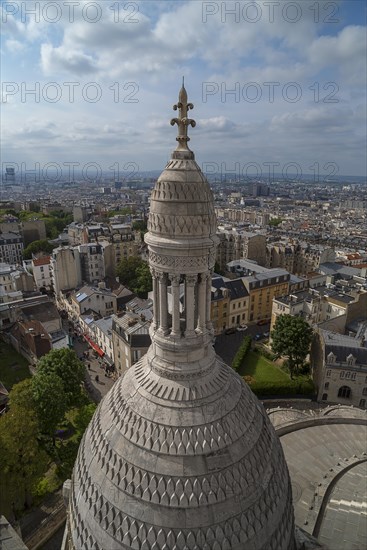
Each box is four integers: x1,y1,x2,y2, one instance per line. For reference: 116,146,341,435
239,350,314,396
0,341,31,390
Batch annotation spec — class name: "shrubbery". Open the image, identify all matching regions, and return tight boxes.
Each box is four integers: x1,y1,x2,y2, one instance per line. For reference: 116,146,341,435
247,377,315,397
231,335,252,372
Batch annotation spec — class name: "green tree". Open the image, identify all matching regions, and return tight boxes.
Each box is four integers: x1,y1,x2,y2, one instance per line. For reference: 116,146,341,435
116,256,143,286
36,349,85,408
116,256,152,297
134,261,153,297
23,239,54,259
271,315,313,378
32,373,67,442
9,378,35,410
73,403,97,435
0,387,48,515
269,217,283,227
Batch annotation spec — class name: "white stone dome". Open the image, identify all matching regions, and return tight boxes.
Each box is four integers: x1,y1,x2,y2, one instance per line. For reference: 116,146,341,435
68,352,295,550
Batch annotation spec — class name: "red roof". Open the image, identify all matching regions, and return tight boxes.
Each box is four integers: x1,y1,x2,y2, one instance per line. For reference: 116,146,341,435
33,256,51,266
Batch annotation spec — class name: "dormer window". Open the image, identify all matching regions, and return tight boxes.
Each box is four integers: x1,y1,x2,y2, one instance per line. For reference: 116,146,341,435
327,352,335,364
347,354,355,366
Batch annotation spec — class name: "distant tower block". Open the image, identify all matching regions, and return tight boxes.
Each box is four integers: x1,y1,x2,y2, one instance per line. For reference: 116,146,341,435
4,167,15,184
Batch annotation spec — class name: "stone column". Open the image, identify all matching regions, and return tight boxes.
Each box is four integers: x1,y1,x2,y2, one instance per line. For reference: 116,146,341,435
185,275,197,337
150,268,159,330
197,273,207,332
158,272,169,335
206,270,213,330
169,274,181,337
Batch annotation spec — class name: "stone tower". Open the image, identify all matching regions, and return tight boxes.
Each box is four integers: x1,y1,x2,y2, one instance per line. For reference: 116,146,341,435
63,84,296,550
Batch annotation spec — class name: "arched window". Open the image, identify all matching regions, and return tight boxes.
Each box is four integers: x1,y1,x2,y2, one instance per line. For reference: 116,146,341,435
326,369,331,378
322,393,328,401
338,386,351,399
359,399,366,409
363,387,367,396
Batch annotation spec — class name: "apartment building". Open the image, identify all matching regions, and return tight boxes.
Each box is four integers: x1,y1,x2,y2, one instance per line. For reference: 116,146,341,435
112,312,151,374
216,229,266,271
311,329,367,408
31,256,52,291
51,246,82,295
243,269,290,323
68,284,117,319
0,232,24,264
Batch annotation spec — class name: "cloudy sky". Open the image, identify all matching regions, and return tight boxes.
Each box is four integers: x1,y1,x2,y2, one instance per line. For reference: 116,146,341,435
1,0,366,180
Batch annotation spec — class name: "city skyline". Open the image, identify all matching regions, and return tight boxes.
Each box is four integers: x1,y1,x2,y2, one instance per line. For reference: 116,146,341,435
1,0,367,177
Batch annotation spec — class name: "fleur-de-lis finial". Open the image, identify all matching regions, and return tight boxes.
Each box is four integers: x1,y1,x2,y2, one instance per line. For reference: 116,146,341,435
170,79,196,152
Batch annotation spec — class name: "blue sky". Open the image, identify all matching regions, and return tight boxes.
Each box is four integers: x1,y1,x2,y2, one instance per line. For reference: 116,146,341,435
1,0,366,179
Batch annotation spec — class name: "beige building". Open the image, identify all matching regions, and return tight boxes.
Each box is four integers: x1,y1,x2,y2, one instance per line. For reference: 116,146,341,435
243,269,290,323
112,312,151,374
68,284,117,320
311,329,367,408
31,256,52,291
271,286,366,335
210,276,249,334
216,229,266,271
51,246,82,295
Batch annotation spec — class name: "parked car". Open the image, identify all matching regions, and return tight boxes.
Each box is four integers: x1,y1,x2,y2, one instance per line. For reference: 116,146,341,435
254,333,263,341
257,319,271,326
263,332,270,338
237,324,248,332
225,327,236,335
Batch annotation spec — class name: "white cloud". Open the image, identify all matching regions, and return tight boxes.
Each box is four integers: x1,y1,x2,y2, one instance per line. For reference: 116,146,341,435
41,43,98,76
5,39,25,53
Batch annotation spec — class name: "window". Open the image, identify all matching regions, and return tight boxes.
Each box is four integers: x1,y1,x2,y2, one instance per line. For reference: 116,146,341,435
337,386,351,399
326,369,331,377
345,371,351,379
359,399,366,408
363,387,367,396
324,382,329,390
351,372,356,381
340,371,345,379
322,393,328,401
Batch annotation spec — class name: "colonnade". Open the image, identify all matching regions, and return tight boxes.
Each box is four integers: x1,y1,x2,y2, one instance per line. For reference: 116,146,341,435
151,269,212,338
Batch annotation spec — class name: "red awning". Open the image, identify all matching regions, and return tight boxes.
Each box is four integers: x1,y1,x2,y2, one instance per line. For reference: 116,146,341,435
84,334,105,357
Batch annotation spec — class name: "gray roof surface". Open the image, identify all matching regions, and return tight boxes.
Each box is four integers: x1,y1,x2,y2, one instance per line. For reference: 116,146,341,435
0,516,28,550
280,424,367,550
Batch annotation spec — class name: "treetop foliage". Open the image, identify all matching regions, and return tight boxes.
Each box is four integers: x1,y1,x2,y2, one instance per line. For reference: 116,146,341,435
36,348,85,408
116,256,152,298
271,314,313,378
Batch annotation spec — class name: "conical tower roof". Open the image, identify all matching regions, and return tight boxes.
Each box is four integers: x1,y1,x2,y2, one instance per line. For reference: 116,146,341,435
64,85,296,550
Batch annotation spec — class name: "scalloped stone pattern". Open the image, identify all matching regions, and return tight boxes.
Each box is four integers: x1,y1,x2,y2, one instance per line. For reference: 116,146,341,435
147,159,218,239
68,355,296,549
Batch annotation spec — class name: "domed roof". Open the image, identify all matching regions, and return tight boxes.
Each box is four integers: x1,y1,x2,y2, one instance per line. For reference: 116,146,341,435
148,158,217,241
68,352,295,550
65,84,295,550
